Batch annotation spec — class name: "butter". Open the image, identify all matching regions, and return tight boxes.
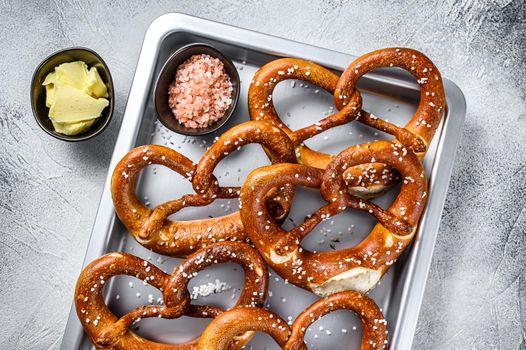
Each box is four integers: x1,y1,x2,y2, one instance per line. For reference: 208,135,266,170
86,66,108,98
54,61,89,91
52,119,97,135
42,61,109,135
43,73,56,108
49,83,108,123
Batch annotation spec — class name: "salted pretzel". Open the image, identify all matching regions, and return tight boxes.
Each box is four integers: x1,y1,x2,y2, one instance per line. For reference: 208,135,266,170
111,121,296,257
75,241,268,349
249,48,444,197
198,307,292,349
198,291,387,349
240,140,427,295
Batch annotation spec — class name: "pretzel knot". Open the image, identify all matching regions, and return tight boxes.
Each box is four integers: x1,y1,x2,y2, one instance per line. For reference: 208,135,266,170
248,47,444,197
240,140,427,296
111,120,296,257
75,241,268,349
197,291,387,350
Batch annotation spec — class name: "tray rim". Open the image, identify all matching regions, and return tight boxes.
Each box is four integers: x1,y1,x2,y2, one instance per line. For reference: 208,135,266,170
60,12,466,350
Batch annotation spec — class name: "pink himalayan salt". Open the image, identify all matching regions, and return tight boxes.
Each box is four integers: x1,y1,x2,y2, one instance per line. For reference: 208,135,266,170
168,54,233,129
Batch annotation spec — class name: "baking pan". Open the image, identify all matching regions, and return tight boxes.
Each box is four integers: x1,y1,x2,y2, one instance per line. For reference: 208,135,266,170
60,13,466,350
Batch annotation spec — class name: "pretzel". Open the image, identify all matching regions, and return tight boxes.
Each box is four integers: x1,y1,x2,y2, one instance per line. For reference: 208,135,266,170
248,58,363,167
197,307,292,349
192,120,296,219
75,241,268,349
248,48,444,197
240,140,427,295
197,291,387,350
111,121,296,257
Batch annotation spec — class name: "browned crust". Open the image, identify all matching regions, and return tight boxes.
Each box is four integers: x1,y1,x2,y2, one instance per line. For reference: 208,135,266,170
248,48,444,196
111,121,296,257
197,291,387,350
286,291,388,350
96,47,446,347
240,140,427,292
75,242,268,349
197,307,292,350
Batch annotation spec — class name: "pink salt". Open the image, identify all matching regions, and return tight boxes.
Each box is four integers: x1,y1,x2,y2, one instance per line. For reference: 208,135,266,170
168,54,233,129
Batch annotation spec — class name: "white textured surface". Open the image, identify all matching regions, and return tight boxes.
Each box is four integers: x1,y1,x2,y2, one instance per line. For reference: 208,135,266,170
0,1,525,349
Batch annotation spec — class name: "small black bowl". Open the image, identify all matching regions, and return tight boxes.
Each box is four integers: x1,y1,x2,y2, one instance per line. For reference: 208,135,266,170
30,47,114,142
154,43,240,136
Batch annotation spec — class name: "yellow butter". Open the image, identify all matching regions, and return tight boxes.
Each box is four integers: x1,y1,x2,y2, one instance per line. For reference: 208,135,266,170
45,83,55,108
42,61,109,135
86,66,108,98
51,119,97,136
42,71,56,85
54,61,89,91
49,83,109,123
43,72,56,108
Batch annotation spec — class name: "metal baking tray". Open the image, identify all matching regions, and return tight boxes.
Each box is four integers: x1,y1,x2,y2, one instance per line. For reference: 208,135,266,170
60,13,466,350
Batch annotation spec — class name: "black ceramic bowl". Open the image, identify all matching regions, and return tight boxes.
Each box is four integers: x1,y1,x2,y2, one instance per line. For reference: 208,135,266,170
154,43,240,136
30,47,114,142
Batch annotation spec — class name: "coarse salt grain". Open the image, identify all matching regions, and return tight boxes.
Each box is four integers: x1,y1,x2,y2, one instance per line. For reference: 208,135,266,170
168,54,233,128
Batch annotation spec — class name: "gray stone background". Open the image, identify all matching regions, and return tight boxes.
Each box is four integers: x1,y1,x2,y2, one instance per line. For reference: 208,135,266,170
0,0,525,349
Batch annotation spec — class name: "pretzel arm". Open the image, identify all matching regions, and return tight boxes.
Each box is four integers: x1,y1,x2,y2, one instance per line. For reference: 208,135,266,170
139,193,214,240
285,291,388,350
96,305,187,348
193,121,295,193
339,108,424,196
335,47,445,154
341,196,413,235
322,141,427,229
164,241,268,309
198,307,294,350
186,305,223,318
273,202,340,255
112,145,196,234
357,110,426,152
216,186,241,198
273,195,411,260
249,58,339,134
193,121,297,220
291,92,361,144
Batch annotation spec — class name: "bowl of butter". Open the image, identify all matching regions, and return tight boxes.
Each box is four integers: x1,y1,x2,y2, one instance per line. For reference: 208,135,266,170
31,47,114,141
